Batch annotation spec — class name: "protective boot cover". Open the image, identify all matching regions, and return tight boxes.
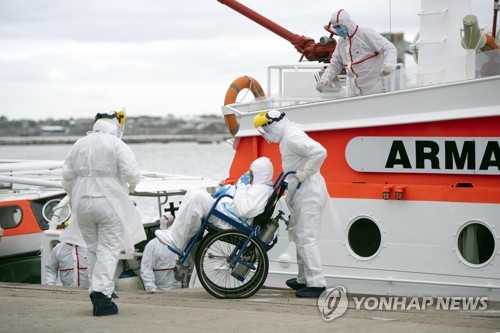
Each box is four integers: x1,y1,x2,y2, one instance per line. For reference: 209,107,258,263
91,291,118,316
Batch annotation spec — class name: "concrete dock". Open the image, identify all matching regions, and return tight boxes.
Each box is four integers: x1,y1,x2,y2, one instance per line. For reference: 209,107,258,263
0,283,499,333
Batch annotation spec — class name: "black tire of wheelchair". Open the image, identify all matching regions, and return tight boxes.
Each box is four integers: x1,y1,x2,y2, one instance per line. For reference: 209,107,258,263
195,230,269,299
193,232,212,264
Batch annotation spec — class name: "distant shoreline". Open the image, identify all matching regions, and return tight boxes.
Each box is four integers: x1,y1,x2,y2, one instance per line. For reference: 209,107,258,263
0,134,231,145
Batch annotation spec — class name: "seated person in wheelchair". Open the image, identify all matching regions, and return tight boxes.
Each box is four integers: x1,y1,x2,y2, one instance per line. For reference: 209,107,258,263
155,157,274,251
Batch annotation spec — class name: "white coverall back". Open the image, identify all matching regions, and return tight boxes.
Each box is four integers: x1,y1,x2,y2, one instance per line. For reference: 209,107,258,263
60,119,146,297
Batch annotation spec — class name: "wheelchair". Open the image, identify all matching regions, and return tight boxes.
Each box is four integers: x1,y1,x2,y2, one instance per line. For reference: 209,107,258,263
167,171,294,299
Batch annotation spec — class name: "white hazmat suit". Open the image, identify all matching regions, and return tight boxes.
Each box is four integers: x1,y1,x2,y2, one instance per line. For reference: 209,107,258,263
155,157,274,251
45,242,89,288
318,9,397,96
60,116,145,300
254,110,328,297
141,213,180,291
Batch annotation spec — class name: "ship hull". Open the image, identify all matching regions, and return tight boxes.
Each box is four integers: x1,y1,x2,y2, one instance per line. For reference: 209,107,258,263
225,74,500,299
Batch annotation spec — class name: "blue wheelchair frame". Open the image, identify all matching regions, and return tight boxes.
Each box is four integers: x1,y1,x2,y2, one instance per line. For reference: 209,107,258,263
167,171,295,270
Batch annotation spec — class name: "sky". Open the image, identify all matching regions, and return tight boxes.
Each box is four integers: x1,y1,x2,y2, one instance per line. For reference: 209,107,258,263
0,0,495,120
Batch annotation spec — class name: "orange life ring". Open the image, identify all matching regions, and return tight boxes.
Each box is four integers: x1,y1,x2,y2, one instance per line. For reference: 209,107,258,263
223,76,265,136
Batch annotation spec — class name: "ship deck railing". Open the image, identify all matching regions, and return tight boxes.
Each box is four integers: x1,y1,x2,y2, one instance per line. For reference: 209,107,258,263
223,49,499,117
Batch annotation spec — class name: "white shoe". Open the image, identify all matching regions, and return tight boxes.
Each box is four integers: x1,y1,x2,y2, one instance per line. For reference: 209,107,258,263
155,230,182,251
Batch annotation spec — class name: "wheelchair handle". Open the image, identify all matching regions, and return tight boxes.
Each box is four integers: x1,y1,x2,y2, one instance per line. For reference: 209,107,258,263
282,171,301,189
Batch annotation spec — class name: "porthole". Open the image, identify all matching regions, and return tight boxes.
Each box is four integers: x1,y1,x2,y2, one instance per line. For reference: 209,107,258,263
456,221,495,267
347,217,382,260
42,199,71,225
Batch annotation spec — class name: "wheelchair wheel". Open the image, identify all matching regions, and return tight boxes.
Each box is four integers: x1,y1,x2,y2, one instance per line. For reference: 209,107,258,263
196,230,269,299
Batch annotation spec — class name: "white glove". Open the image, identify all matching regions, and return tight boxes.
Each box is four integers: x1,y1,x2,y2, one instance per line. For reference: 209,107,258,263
316,79,329,93
128,185,136,194
294,170,310,183
381,65,394,76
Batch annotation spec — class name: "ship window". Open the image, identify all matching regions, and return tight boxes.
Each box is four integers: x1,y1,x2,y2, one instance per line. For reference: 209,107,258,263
0,205,23,229
348,217,381,259
457,222,495,266
42,199,71,224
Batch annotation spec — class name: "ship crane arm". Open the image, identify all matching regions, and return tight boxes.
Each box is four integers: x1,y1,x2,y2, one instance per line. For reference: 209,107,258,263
217,0,336,62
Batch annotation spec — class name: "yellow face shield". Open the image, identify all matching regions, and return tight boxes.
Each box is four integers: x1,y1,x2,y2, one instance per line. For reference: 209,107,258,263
253,111,271,128
115,110,126,126
253,110,286,143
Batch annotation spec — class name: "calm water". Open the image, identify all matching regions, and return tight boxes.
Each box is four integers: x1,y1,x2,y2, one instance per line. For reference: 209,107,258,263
0,141,235,180
0,141,235,222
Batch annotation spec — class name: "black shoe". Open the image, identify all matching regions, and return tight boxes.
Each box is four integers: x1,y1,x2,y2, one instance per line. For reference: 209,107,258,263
295,287,326,298
286,278,307,290
92,292,119,316
89,292,97,316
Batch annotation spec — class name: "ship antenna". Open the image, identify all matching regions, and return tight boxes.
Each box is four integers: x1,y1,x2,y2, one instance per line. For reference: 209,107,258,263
389,0,393,42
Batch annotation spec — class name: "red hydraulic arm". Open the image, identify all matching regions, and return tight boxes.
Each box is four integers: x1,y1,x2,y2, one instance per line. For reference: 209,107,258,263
217,0,336,62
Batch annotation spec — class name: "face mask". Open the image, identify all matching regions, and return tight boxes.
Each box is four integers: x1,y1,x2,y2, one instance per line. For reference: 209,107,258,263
335,25,348,38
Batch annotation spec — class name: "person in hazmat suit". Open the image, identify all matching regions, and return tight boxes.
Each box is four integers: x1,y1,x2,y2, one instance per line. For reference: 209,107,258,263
45,242,89,288
316,9,397,96
254,110,328,298
140,212,181,291
60,108,146,316
155,157,274,252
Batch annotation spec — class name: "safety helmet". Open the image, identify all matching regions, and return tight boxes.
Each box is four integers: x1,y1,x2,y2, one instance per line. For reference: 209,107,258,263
94,107,126,126
94,107,126,138
253,110,287,143
253,110,285,128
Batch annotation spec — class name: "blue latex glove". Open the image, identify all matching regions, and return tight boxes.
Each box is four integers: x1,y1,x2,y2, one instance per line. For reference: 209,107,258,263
213,186,230,198
238,172,250,185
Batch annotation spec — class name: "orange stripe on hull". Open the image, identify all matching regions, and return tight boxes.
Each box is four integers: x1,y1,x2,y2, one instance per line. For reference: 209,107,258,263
230,116,500,203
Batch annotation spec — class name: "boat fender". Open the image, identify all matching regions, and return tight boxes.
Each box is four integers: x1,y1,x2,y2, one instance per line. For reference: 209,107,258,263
223,76,265,136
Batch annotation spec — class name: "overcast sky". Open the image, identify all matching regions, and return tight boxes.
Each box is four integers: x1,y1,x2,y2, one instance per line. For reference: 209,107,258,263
0,0,494,120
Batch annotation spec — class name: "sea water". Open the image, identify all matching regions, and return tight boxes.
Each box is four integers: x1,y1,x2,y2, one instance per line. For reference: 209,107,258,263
0,141,235,222
0,142,235,180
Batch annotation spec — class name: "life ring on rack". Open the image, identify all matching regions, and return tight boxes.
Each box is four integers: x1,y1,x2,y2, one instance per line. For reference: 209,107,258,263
223,76,265,136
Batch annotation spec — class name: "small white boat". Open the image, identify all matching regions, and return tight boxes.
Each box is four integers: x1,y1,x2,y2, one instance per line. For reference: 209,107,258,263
0,159,218,285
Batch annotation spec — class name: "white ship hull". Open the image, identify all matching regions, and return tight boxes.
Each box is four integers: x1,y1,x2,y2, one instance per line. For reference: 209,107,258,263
219,0,500,299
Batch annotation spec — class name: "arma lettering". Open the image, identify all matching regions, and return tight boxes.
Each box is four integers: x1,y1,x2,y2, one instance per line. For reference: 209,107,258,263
385,140,411,169
445,141,475,170
348,137,500,175
479,141,500,170
416,140,440,169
